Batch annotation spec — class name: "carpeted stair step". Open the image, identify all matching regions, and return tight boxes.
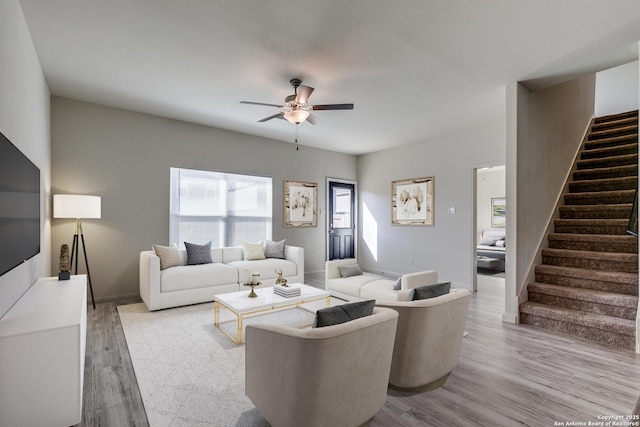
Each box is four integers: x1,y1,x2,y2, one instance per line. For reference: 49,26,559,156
593,110,638,125
564,190,635,206
548,233,638,253
584,134,638,151
519,302,635,350
580,143,638,160
568,176,637,193
559,204,634,220
573,164,638,181
527,282,638,320
541,248,638,273
587,124,638,141
534,264,638,295
553,218,630,235
591,115,638,133
576,153,638,170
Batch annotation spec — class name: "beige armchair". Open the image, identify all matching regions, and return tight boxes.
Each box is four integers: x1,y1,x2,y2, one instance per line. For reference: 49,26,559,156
376,288,471,392
245,307,399,427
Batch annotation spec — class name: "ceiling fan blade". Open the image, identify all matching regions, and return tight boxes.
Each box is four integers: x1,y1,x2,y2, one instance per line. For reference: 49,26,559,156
311,103,354,111
258,112,285,122
295,85,314,104
306,113,320,125
240,101,283,108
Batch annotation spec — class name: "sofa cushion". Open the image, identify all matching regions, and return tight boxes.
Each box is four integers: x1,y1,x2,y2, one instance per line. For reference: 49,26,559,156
338,264,363,278
313,300,376,328
184,241,213,265
361,279,400,302
393,276,402,291
264,239,286,259
227,259,297,281
242,241,266,261
160,263,239,293
412,282,451,300
328,274,380,298
152,244,183,270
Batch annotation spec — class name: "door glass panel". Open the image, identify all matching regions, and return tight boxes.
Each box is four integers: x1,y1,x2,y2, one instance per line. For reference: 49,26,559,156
333,188,351,228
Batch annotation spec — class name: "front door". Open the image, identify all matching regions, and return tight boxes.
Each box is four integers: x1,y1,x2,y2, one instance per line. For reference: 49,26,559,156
328,180,356,260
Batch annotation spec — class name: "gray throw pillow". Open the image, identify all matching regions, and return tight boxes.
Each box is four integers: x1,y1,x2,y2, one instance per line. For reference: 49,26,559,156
313,300,375,328
412,282,451,300
184,241,213,265
393,276,402,291
338,264,363,278
264,239,286,259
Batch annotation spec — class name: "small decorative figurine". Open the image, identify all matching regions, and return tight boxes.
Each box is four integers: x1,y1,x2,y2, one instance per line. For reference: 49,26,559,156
275,268,287,286
58,244,70,280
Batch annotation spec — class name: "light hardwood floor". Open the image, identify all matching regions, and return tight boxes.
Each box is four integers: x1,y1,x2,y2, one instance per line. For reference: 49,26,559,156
78,274,640,426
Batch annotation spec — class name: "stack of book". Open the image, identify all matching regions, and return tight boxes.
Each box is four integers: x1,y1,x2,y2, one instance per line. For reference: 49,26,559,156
273,284,301,298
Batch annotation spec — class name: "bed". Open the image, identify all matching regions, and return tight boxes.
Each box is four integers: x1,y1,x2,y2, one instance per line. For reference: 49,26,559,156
476,229,506,272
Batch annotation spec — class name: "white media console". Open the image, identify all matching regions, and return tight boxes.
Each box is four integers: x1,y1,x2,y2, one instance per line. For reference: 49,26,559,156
0,275,87,427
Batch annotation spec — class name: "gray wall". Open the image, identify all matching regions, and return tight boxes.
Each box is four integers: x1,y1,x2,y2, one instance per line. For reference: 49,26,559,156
357,117,506,289
505,75,595,322
51,97,357,301
0,0,51,318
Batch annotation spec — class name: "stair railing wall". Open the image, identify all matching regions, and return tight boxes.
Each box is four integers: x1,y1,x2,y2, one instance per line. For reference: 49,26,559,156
516,119,594,310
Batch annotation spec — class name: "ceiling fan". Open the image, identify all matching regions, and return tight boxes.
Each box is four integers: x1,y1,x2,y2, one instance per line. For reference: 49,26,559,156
240,78,354,125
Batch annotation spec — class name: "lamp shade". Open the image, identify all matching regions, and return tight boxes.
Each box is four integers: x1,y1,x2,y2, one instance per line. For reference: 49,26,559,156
53,195,101,219
284,109,310,124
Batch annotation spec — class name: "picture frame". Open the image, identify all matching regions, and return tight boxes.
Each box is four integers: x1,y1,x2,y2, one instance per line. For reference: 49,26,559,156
491,197,506,227
284,180,317,227
391,176,434,226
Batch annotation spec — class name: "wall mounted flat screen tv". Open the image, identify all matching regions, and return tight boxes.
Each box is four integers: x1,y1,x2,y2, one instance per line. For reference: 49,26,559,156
0,131,40,277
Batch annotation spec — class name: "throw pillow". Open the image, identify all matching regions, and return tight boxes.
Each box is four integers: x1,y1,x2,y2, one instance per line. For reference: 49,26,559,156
152,244,183,270
495,240,506,248
338,264,363,278
393,276,402,291
184,241,213,265
264,239,286,259
242,241,265,261
479,237,498,246
313,300,375,328
412,282,451,300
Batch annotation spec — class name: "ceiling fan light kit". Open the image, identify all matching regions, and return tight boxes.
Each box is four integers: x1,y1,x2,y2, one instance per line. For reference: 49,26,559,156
284,108,310,124
240,78,354,126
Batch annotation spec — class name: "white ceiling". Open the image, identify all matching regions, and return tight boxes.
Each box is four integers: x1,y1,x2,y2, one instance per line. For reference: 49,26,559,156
18,0,640,155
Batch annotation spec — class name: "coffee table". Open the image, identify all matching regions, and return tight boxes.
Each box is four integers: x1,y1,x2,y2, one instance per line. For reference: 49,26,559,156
213,284,331,344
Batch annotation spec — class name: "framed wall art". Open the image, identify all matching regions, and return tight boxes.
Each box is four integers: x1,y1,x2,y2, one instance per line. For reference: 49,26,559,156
284,180,317,227
391,176,434,226
491,197,506,227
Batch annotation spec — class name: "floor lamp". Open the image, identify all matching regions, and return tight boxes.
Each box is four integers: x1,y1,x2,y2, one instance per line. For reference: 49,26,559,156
53,194,100,309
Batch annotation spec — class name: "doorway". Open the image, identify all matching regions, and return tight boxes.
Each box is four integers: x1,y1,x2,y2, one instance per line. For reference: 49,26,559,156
473,165,506,292
327,179,357,260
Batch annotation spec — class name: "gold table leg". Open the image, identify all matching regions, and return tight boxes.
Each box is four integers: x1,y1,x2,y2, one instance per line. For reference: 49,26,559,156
237,314,244,344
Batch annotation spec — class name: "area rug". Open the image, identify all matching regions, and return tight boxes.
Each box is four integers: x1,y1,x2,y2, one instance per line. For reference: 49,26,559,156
118,298,341,426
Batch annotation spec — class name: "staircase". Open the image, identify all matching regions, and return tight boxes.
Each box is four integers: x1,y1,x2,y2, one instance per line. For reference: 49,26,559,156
519,110,639,351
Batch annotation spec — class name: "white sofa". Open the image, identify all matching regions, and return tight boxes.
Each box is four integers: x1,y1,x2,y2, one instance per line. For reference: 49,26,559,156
325,258,438,302
140,245,304,311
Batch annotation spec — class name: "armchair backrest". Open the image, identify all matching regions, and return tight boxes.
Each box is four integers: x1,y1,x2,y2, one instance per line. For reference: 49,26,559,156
376,288,471,391
245,307,398,427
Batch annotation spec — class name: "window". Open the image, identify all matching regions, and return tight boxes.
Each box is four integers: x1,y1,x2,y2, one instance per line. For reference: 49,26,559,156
170,167,272,248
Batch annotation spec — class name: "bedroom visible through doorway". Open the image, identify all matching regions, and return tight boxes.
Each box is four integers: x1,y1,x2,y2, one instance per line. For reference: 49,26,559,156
474,165,506,291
